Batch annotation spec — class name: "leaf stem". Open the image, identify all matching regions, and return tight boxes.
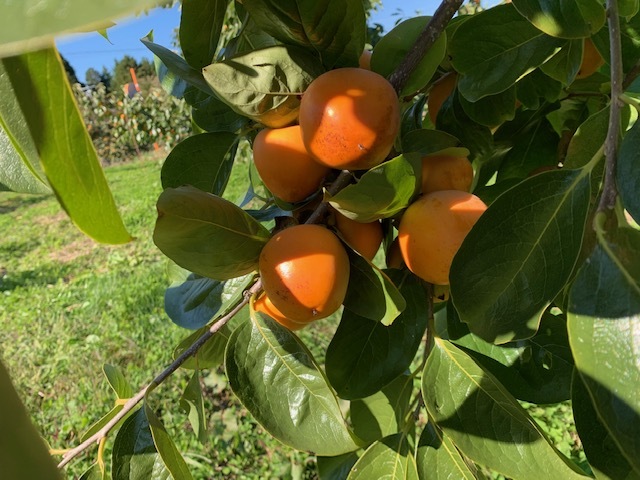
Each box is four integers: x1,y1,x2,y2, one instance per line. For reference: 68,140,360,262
388,0,464,95
598,0,624,215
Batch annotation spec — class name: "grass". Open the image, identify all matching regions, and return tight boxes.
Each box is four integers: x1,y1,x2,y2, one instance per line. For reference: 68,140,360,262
0,152,585,479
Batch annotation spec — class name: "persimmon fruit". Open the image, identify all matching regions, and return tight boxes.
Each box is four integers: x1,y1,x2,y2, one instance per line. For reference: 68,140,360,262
259,224,350,322
576,38,604,79
253,125,330,203
333,209,383,261
428,72,457,125
421,154,474,194
398,190,487,285
299,67,400,171
253,293,306,331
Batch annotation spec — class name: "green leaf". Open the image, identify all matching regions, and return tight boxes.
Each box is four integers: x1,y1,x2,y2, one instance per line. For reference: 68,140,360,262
203,45,324,128
401,129,468,158
0,125,49,193
450,168,592,344
241,0,366,69
0,0,160,57
450,4,562,101
511,0,606,39
458,86,518,128
142,37,214,97
179,370,208,444
0,360,61,480
112,408,170,480
172,306,249,369
80,404,130,443
0,48,131,244
572,374,640,480
180,0,228,70
185,87,248,133
343,250,406,326
79,463,107,480
620,0,640,17
347,433,419,480
567,228,640,473
540,40,583,85
103,364,133,399
153,186,270,280
445,305,574,404
317,453,360,480
327,155,421,223
350,374,413,444
223,16,280,58
515,68,563,110
564,105,608,169
618,120,640,224
371,16,447,96
422,339,589,480
415,422,476,480
326,271,428,400
400,95,427,136
161,132,237,195
592,13,640,73
225,312,361,456
165,272,253,330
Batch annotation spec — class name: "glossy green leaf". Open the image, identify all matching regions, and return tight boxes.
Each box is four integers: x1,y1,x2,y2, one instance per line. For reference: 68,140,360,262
203,45,324,127
540,40,582,85
172,306,249,369
618,120,640,224
103,364,133,399
80,404,129,443
445,305,574,404
241,0,366,69
326,272,428,400
564,105,608,169
512,0,605,39
153,186,270,280
567,228,640,473
343,251,406,325
450,4,562,101
400,95,427,136
450,168,592,344
225,312,361,456
415,422,475,480
0,0,160,57
180,0,227,70
350,374,413,444
459,86,518,128
592,13,640,73
0,125,49,193
317,453,360,480
572,374,640,480
620,0,640,17
165,272,253,330
371,16,447,96
223,16,280,58
161,132,238,194
422,339,589,480
0,48,131,244
180,370,208,444
185,87,248,134
347,433,418,480
401,129,468,158
142,37,214,96
79,463,107,480
327,155,421,223
0,361,61,479
498,116,559,180
515,68,563,110
111,408,169,480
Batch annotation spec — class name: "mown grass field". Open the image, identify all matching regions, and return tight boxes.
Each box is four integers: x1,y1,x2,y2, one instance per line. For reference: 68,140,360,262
0,153,586,479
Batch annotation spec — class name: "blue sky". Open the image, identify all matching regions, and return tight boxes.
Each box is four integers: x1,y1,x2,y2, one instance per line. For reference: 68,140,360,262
56,0,442,83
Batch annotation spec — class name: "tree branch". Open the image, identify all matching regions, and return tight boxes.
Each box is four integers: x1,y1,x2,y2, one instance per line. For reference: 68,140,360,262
388,0,464,95
598,0,624,215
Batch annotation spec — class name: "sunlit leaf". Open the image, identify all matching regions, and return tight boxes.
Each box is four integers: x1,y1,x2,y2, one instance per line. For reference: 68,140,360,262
347,433,419,480
415,422,475,480
512,0,605,39
179,370,207,444
618,120,640,224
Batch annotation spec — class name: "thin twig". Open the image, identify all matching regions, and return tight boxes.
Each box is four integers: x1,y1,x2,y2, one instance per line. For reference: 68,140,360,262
388,0,464,95
305,170,352,225
598,0,624,215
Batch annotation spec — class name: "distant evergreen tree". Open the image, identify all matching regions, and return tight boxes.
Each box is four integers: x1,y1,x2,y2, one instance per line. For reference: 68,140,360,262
112,55,139,86
85,67,102,86
61,55,81,85
138,58,156,78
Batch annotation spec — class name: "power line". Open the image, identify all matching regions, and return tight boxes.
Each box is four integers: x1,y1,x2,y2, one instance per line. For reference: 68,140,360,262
61,47,152,56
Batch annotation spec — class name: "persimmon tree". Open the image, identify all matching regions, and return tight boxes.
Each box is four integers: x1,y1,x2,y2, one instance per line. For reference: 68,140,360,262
1,0,640,479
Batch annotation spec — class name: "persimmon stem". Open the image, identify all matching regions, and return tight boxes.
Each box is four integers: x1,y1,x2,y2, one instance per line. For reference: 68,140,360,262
598,0,624,216
388,0,463,95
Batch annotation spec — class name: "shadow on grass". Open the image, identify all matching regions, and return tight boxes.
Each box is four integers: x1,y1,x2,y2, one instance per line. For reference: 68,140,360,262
0,194,50,215
0,263,73,292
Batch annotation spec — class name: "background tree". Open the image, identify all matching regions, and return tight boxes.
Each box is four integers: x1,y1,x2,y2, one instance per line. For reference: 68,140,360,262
61,54,81,85
112,54,140,87
85,67,102,87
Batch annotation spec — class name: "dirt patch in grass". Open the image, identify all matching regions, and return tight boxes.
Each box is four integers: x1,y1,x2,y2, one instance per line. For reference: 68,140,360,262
49,238,95,263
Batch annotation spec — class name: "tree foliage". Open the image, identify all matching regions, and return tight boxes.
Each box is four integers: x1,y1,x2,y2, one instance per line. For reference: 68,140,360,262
1,0,640,479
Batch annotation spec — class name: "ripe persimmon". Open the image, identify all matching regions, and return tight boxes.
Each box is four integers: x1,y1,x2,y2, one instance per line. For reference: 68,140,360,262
428,72,457,125
253,293,307,331
259,224,350,322
299,68,400,171
253,125,330,203
576,38,604,79
333,209,383,261
421,154,473,194
398,190,487,285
